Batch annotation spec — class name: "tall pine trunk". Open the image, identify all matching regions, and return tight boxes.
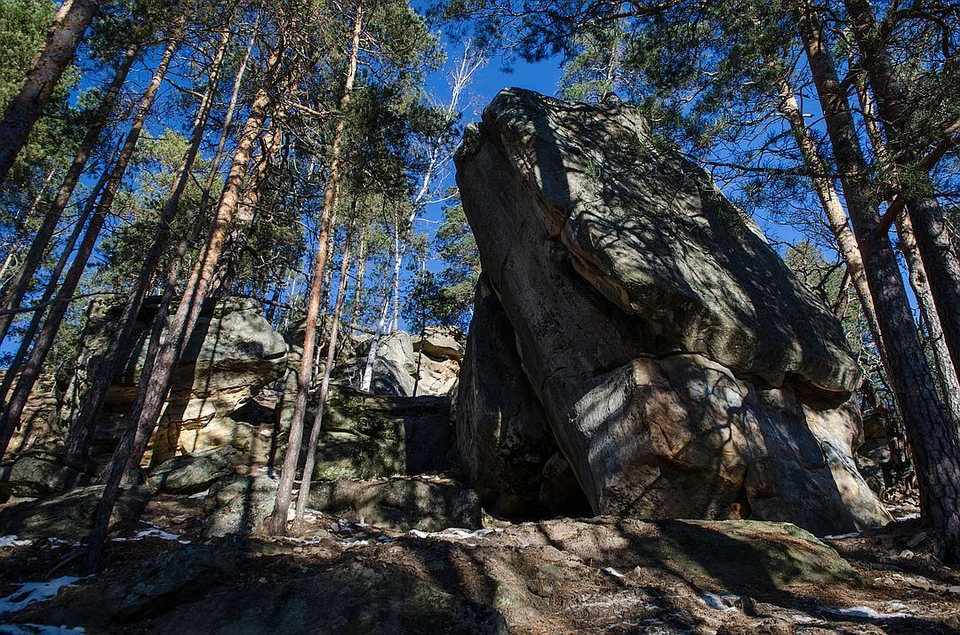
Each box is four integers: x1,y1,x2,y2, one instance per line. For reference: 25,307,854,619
0,30,181,460
0,43,141,348
349,226,367,324
0,0,101,185
84,41,288,572
799,0,960,562
295,201,358,521
0,169,106,409
62,28,229,468
774,73,887,371
269,1,363,535
211,119,284,296
847,63,960,426
844,0,960,395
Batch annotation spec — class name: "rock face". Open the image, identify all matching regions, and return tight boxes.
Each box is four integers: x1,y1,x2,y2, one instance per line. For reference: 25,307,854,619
5,451,92,498
202,475,278,538
308,477,481,531
149,446,241,495
62,296,287,465
0,484,150,540
310,387,455,480
154,563,508,635
455,88,888,534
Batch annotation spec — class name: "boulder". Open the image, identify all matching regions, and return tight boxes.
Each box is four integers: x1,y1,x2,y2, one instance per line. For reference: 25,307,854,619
501,517,859,590
154,563,508,635
173,418,272,466
0,484,151,541
457,276,588,519
455,88,888,535
415,326,466,361
202,474,278,538
327,329,460,398
316,390,451,478
278,385,455,481
307,477,481,531
370,331,416,397
5,451,91,498
149,446,241,495
62,296,287,465
411,354,461,397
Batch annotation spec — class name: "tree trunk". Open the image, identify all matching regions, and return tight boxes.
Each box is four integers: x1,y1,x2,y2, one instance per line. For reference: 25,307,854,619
0,171,105,408
773,73,887,369
196,18,258,225
0,164,58,292
896,212,960,426
799,0,960,563
0,42,141,348
212,120,284,297
0,0,101,185
62,28,228,468
269,1,364,536
846,31,960,427
294,203,358,521
844,0,960,396
84,41,287,572
349,226,367,324
0,31,181,460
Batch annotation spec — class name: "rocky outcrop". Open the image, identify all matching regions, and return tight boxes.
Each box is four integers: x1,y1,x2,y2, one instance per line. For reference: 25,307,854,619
4,450,92,498
308,477,481,531
308,387,455,480
0,484,150,540
455,88,888,534
324,328,464,399
202,474,277,538
457,276,590,519
62,296,287,466
154,562,509,635
149,446,241,495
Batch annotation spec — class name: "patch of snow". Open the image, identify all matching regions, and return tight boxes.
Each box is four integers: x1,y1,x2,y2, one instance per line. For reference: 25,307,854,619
602,567,624,578
823,532,860,540
791,615,819,624
896,513,921,521
407,527,501,541
701,593,736,612
0,577,85,618
111,526,180,542
0,625,85,634
824,606,910,619
188,492,206,499
340,539,370,548
570,596,655,611
0,536,32,548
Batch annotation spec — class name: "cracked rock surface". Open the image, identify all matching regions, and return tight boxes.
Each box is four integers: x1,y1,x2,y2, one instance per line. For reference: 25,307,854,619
455,88,887,534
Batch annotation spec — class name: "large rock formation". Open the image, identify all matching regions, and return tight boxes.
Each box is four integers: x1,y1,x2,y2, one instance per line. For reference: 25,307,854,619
455,88,889,535
61,296,288,465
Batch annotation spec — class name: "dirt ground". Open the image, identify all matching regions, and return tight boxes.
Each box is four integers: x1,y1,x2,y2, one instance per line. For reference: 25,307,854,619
1,493,959,634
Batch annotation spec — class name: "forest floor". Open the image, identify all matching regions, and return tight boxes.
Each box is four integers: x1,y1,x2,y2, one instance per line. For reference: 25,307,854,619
1,492,960,634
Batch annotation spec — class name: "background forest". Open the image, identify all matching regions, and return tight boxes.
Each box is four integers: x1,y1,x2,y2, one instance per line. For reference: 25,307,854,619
2,0,960,564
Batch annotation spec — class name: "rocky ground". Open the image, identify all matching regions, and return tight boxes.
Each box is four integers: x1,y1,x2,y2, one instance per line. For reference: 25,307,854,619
1,491,959,634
